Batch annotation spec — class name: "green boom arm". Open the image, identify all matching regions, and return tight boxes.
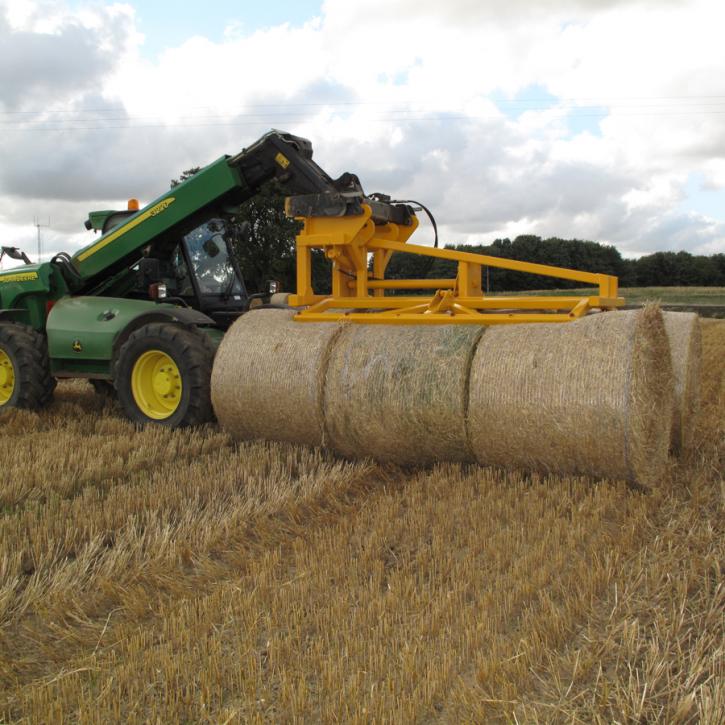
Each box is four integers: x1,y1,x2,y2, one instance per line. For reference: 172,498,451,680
69,130,381,290
72,155,242,283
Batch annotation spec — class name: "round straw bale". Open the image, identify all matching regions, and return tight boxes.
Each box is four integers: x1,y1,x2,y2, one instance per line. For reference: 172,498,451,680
211,308,341,447
467,306,673,486
662,312,702,454
323,325,484,466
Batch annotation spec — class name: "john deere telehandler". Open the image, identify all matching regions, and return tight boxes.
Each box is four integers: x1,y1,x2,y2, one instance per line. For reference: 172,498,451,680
0,131,417,425
0,130,622,427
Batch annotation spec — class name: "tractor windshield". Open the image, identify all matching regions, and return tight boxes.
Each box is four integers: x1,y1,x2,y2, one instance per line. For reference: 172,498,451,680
182,220,244,297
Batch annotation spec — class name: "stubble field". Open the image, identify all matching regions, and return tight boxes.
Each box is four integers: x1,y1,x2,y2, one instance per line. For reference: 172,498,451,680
0,320,722,723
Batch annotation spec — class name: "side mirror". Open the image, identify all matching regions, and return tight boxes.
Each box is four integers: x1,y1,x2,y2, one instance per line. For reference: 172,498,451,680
137,257,161,284
1,246,32,265
202,238,220,257
223,220,250,249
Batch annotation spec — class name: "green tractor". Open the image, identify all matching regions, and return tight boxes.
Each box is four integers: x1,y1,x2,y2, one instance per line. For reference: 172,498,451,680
0,130,404,426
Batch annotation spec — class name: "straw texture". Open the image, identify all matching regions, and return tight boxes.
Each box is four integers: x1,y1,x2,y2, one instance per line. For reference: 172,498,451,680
663,312,702,453
323,325,484,465
467,306,674,486
211,309,341,447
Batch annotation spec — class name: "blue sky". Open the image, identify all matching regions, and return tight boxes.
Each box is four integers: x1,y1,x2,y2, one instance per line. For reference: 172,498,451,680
130,1,323,57
492,84,604,137
681,173,725,220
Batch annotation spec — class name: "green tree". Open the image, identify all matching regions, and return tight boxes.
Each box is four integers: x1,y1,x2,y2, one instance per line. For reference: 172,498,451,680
232,181,334,294
229,180,301,293
382,235,637,291
170,167,201,188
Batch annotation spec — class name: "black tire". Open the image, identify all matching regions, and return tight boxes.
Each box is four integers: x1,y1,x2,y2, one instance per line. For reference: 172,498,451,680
0,322,55,410
114,323,215,427
89,379,116,399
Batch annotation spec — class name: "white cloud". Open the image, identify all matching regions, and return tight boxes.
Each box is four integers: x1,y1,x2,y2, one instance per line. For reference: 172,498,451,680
0,0,723,264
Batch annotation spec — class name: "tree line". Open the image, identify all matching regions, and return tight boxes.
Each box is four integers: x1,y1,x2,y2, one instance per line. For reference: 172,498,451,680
384,235,725,291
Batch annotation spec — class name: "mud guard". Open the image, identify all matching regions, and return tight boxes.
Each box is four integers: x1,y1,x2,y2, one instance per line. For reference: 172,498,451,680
46,296,216,377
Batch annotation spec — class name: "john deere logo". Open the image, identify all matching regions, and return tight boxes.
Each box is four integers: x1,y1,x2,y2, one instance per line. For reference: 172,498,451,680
0,271,38,283
72,339,83,353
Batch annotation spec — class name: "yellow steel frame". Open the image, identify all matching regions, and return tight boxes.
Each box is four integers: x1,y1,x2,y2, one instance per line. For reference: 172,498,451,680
288,204,623,324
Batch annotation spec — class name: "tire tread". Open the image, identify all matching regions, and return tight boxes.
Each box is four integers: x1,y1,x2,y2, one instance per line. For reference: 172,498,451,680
0,322,55,409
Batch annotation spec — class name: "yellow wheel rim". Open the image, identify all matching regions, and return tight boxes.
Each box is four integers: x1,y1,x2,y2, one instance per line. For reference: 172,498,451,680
0,348,15,406
130,349,183,420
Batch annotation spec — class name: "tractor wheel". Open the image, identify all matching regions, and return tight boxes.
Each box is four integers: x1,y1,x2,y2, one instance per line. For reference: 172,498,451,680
0,323,56,410
114,323,215,427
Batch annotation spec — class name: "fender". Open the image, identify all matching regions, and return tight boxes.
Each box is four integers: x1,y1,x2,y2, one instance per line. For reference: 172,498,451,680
46,296,215,376
111,306,217,359
0,263,58,330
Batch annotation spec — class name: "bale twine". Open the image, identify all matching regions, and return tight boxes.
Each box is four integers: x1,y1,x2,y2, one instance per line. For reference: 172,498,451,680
467,306,674,486
663,312,702,454
323,325,484,466
211,309,341,447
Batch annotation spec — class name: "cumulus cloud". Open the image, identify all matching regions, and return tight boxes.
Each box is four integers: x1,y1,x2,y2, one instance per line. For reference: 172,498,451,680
0,0,723,266
0,17,108,109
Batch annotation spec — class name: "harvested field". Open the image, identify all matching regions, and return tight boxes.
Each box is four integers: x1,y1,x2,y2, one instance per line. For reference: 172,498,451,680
0,319,723,723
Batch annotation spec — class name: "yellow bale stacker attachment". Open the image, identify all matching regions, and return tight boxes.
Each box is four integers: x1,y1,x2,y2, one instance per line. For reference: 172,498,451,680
287,202,623,325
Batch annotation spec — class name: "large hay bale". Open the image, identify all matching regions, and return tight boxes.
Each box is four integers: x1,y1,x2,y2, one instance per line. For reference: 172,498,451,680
323,325,484,466
663,312,702,454
211,309,341,447
467,306,674,486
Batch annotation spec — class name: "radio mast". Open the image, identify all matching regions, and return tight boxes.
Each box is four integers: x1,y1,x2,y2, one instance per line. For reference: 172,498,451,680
33,217,50,263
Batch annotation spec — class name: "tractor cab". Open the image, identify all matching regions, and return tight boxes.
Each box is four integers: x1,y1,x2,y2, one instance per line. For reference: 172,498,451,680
83,200,261,329
142,216,252,328
125,215,261,329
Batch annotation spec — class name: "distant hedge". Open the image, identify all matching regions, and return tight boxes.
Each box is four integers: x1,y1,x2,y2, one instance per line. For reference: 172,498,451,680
381,236,725,291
